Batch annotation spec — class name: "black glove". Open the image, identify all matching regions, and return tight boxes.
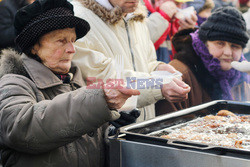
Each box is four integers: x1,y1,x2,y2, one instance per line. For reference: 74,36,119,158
110,109,141,128
108,109,141,136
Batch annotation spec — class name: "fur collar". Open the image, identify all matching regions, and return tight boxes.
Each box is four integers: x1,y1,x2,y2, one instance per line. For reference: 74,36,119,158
77,0,146,25
0,49,85,89
0,49,29,78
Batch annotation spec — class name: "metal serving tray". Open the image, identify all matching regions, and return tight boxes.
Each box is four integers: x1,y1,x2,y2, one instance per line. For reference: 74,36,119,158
118,100,250,155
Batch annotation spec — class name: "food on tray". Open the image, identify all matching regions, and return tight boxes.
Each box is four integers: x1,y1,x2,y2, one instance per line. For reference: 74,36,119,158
160,110,250,150
217,110,236,117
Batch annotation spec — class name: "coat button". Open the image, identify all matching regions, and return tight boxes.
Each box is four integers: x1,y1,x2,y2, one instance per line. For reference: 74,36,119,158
88,131,94,137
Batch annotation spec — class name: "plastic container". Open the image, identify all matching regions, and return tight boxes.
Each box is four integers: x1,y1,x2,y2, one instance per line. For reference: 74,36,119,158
175,6,195,20
150,70,182,85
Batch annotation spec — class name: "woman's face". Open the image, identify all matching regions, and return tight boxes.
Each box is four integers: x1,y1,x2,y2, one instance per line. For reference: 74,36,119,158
32,28,76,74
206,40,243,71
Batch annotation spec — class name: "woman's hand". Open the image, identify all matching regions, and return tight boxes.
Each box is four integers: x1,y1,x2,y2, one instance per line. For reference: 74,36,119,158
159,1,178,19
156,63,176,73
178,13,198,30
104,87,140,110
161,78,191,102
155,64,191,102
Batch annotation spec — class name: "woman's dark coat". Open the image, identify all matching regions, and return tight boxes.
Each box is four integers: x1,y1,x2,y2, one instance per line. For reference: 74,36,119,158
0,49,119,167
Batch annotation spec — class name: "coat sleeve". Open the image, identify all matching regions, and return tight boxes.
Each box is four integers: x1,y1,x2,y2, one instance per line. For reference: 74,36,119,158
156,60,212,116
0,74,119,154
73,45,164,108
146,12,169,43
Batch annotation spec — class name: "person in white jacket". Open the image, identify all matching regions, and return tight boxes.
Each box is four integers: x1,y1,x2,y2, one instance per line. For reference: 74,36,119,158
72,0,191,122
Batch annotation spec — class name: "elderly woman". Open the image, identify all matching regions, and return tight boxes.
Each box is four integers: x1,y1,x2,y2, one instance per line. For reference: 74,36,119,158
0,0,139,166
156,6,250,116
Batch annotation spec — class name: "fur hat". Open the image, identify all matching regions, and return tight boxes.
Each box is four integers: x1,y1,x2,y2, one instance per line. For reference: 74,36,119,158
14,0,90,52
198,6,249,48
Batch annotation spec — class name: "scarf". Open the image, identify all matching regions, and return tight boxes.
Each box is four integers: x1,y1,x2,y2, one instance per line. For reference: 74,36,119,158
190,30,248,100
56,73,72,83
197,15,207,27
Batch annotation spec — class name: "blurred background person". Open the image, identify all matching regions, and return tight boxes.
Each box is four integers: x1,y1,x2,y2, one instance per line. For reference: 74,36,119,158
243,6,250,61
186,0,215,26
0,0,35,52
143,0,198,63
239,0,249,13
213,0,239,11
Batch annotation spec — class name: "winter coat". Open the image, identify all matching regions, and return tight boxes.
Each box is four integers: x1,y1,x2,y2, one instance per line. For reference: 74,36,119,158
72,0,165,122
0,49,119,167
0,0,28,51
156,29,250,116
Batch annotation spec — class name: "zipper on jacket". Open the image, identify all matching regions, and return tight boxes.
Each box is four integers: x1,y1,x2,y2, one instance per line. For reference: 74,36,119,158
124,19,137,71
124,19,149,121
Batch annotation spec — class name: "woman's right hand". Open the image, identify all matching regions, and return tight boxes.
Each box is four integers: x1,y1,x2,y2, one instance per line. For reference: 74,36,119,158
159,1,178,19
104,87,140,110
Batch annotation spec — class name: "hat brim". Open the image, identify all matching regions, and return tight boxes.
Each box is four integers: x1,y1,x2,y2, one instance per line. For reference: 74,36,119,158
15,15,90,51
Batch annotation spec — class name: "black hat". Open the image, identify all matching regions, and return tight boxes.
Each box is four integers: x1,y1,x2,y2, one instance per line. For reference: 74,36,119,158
14,0,90,52
198,6,249,48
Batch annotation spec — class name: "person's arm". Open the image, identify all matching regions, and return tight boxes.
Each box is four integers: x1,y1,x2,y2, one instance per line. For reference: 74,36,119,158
178,13,198,31
145,28,190,103
146,12,169,43
143,0,170,43
73,45,165,108
73,46,154,80
0,74,118,154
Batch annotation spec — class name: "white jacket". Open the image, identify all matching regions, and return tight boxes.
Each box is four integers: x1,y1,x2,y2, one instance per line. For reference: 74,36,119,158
72,0,164,122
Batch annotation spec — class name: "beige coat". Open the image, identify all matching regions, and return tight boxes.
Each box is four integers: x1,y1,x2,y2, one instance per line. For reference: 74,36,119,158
72,0,165,122
0,50,119,167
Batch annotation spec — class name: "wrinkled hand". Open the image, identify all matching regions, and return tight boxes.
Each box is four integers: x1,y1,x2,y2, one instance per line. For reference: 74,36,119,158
231,61,250,74
156,63,176,73
161,78,191,102
104,87,140,110
178,13,198,31
159,1,178,19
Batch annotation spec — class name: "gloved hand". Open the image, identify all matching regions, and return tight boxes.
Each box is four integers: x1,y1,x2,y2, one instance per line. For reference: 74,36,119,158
231,61,250,74
108,109,141,136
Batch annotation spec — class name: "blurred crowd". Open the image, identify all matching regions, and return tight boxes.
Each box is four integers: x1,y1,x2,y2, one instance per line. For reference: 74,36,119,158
0,0,249,58
0,0,249,166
